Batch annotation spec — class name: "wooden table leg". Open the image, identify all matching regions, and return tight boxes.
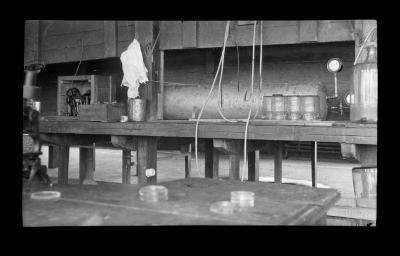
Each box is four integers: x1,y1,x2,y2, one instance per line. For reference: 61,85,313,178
311,141,317,188
274,141,283,183
248,150,259,182
58,145,70,185
204,139,219,178
137,136,158,184
48,145,59,168
184,144,192,178
79,147,96,184
122,150,132,184
229,154,240,180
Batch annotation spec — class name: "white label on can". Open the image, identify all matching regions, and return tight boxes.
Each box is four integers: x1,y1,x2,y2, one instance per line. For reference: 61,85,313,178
145,168,156,177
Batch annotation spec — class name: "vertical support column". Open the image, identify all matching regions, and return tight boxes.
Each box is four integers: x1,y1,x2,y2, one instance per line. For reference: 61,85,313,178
137,137,158,184
311,141,318,187
181,144,192,178
122,150,132,184
58,145,70,185
248,150,260,182
79,146,96,184
134,21,160,184
48,145,59,168
229,154,240,180
274,141,283,183
204,139,219,178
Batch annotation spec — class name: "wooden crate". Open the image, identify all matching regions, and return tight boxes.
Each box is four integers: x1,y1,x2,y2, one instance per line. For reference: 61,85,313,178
78,103,126,122
57,75,116,116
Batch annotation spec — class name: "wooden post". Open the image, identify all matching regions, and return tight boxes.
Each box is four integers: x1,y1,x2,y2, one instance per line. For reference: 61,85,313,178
229,154,240,180
274,141,283,183
122,150,132,184
311,141,317,187
204,139,219,178
248,150,259,182
136,137,158,184
79,146,96,184
134,21,160,184
181,144,192,178
48,145,59,168
58,145,70,185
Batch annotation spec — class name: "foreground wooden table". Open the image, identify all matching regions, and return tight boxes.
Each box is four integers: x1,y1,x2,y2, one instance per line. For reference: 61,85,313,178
23,178,340,226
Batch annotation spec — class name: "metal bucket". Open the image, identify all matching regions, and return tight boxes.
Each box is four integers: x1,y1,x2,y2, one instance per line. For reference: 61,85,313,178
302,96,319,113
351,63,378,122
272,112,287,120
128,98,146,121
287,96,301,113
288,112,302,120
272,95,285,112
352,166,377,208
262,96,273,120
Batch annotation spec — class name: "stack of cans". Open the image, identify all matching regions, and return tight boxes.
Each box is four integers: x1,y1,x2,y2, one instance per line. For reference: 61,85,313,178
138,185,168,202
230,191,255,208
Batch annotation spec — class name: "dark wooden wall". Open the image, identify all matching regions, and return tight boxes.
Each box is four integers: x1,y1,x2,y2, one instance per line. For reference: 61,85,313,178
25,20,355,65
25,21,135,65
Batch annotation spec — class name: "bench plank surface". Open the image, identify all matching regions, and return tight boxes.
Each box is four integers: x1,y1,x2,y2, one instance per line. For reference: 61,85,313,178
23,178,340,226
39,120,377,145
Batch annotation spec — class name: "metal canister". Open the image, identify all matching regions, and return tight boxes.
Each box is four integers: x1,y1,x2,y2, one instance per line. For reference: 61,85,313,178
128,98,146,121
302,96,317,113
287,96,301,120
272,95,285,112
262,96,273,120
273,112,287,120
287,96,301,112
351,45,377,122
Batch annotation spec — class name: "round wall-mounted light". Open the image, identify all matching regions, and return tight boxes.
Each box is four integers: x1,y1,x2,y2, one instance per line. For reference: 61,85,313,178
327,58,343,73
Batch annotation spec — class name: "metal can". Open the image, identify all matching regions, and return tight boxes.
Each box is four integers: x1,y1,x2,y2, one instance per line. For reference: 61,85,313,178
288,112,302,120
272,95,285,112
287,96,301,113
128,98,146,121
272,112,287,120
262,96,273,120
302,96,318,113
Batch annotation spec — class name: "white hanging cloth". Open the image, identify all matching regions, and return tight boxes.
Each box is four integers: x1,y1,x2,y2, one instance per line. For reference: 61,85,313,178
120,39,148,98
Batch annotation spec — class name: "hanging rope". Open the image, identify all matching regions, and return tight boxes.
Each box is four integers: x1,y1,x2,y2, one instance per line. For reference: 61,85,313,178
194,21,232,173
241,20,258,182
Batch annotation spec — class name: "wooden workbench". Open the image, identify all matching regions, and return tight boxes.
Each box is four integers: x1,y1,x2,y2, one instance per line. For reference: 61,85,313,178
23,178,340,226
39,119,377,186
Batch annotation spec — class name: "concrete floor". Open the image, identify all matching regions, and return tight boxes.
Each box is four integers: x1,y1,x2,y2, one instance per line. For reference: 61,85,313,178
40,145,362,208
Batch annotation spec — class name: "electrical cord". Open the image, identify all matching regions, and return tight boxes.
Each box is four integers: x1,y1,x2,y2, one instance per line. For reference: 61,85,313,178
241,20,258,182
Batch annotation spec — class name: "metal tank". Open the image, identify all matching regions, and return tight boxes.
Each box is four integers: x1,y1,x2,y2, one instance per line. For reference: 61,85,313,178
163,83,327,120
351,45,377,122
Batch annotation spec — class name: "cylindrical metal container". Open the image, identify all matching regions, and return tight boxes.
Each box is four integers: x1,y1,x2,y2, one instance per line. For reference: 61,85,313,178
287,96,301,112
163,83,327,120
128,98,146,121
271,95,285,112
302,96,318,113
262,96,273,120
286,96,301,120
288,112,302,120
351,46,377,122
352,166,377,208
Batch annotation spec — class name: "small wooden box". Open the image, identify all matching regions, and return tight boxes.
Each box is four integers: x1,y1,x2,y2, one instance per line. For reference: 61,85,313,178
78,103,126,122
57,75,116,116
